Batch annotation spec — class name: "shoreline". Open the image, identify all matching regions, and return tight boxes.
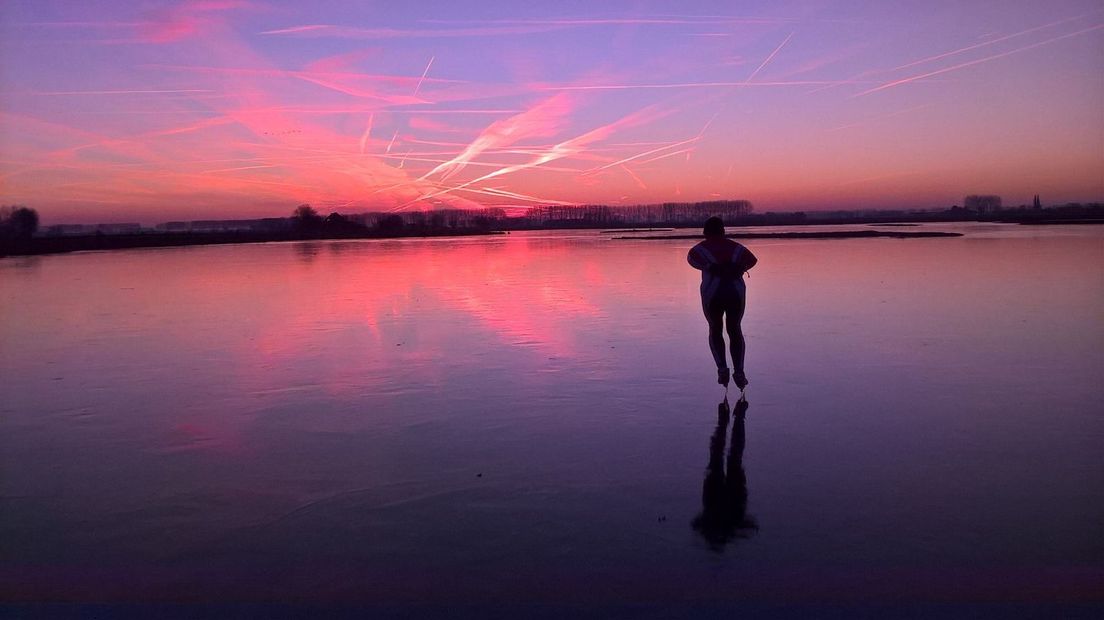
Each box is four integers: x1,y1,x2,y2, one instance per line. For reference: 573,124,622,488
614,230,963,240
1014,218,1104,225
0,229,503,258
12,214,1104,257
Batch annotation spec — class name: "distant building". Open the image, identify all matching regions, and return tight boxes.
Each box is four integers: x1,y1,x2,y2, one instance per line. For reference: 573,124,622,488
43,223,142,235
95,223,141,234
154,218,291,233
964,195,1002,213
44,224,95,236
156,221,193,232
1033,194,1042,210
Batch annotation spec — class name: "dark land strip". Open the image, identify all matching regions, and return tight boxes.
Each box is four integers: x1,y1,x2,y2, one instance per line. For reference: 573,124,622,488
613,230,963,240
0,229,502,258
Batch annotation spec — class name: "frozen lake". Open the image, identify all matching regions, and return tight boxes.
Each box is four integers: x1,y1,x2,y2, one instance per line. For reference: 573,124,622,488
2,223,1102,617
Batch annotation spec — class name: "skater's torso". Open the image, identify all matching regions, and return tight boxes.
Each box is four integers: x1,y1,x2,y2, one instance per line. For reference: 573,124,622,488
688,239,750,309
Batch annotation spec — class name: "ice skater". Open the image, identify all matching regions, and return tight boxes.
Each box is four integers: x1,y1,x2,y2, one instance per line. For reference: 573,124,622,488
687,216,758,389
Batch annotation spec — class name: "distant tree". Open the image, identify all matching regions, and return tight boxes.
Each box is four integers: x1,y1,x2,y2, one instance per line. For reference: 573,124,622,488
0,205,39,239
406,211,426,229
377,214,404,233
290,204,322,231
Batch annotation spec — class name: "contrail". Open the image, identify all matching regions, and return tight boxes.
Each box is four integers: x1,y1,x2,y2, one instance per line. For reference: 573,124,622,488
397,103,672,210
393,138,579,210
413,55,435,95
418,94,573,182
377,153,580,173
805,67,882,95
260,23,566,39
359,114,374,154
698,112,719,137
541,79,870,91
37,89,215,95
582,136,700,174
891,13,1096,72
199,164,278,174
135,116,235,138
463,186,576,205
386,130,398,153
856,23,1104,96
260,25,329,35
745,32,794,83
635,147,696,166
620,164,648,189
420,17,789,26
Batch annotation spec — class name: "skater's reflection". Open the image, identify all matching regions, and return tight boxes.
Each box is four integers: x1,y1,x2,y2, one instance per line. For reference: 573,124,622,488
692,397,757,551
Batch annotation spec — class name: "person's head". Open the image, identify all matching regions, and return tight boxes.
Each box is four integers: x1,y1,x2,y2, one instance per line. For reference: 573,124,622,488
703,216,725,238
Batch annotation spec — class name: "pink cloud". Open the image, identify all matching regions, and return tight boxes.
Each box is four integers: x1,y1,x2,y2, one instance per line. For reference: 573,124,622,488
137,0,251,43
407,116,471,134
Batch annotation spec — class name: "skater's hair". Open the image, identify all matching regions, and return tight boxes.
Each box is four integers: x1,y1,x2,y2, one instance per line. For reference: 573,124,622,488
703,216,725,238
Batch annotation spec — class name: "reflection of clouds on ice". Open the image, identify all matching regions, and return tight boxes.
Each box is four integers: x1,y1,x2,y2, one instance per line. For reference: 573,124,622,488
215,236,644,406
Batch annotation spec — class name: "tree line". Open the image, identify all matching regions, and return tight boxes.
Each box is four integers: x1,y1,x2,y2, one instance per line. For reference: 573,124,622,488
301,200,756,233
1,206,39,240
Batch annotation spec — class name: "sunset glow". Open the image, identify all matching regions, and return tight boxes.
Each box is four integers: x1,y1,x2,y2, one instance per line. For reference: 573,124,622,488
1,0,1102,224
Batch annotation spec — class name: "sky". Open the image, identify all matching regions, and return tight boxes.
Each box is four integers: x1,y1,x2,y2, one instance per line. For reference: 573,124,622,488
0,0,1102,224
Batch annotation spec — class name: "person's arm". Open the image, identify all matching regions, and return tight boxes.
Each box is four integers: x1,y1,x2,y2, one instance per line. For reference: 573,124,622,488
687,245,710,271
736,246,758,273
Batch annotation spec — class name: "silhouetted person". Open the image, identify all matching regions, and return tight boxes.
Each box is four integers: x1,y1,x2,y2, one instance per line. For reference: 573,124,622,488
692,397,757,551
687,216,757,388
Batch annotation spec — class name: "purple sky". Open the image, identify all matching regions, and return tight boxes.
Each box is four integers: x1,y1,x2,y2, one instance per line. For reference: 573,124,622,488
1,0,1102,224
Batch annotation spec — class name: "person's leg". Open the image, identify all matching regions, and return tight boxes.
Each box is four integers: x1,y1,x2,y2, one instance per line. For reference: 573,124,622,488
705,304,729,384
725,295,747,388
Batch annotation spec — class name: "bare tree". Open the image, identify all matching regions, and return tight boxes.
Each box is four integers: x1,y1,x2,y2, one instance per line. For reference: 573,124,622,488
290,204,322,230
0,205,39,239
